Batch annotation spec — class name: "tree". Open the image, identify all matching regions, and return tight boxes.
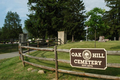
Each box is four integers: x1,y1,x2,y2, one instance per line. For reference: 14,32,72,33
2,11,23,41
0,28,2,41
61,0,86,41
25,0,86,40
85,7,108,40
25,0,60,39
104,0,120,40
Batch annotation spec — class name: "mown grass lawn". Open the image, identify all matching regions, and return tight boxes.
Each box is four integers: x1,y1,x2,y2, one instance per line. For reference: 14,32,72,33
57,41,120,50
1,41,120,80
0,57,97,80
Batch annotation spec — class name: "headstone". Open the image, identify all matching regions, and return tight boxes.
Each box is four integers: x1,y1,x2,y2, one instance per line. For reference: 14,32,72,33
114,37,116,41
19,33,28,43
58,31,67,44
104,39,109,42
99,36,105,42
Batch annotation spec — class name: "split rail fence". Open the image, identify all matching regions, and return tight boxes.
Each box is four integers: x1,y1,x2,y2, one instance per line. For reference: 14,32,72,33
19,43,120,80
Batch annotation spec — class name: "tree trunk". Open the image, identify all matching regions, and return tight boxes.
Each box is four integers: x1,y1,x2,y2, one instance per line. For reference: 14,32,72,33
72,35,74,42
95,30,96,48
119,34,120,41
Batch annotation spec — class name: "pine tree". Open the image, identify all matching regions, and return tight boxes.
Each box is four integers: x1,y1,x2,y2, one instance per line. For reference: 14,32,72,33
25,0,86,40
26,0,60,39
61,0,86,41
104,0,120,40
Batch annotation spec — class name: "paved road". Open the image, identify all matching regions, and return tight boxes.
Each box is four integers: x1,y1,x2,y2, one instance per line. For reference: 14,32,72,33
0,50,36,60
0,51,19,60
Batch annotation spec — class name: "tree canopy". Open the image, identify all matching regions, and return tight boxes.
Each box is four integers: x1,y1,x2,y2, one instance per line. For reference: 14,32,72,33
1,11,23,41
25,0,86,40
85,7,108,40
104,0,120,40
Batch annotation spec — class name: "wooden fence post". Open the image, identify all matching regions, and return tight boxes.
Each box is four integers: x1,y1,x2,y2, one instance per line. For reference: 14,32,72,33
60,39,61,45
55,37,57,45
54,46,58,80
27,42,30,54
20,43,25,67
18,43,21,60
37,41,39,47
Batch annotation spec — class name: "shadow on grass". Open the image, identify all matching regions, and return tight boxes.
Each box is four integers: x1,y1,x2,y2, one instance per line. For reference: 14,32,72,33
0,57,21,70
110,46,120,50
83,67,120,76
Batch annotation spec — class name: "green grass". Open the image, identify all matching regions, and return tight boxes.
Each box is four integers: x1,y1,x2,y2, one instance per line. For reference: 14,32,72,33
0,57,96,80
0,57,50,80
0,41,120,54
58,41,120,50
1,41,120,80
1,51,120,80
0,44,18,54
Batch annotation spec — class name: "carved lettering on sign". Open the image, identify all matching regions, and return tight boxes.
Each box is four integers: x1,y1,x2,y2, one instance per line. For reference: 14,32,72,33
70,48,107,70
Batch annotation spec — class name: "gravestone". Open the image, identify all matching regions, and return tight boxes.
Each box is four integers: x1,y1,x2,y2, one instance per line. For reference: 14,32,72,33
19,33,27,43
114,37,116,41
58,31,67,44
99,36,105,42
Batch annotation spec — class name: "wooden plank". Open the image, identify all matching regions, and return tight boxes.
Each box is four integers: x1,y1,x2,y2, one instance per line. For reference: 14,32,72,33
22,53,69,63
24,61,55,71
21,46,120,55
107,63,120,68
21,46,54,51
57,49,69,53
22,54,55,61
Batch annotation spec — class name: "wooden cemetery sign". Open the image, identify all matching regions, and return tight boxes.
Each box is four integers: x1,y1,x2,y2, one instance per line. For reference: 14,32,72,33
69,48,107,70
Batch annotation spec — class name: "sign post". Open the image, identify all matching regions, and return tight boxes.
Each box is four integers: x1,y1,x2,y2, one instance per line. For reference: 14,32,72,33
69,48,107,70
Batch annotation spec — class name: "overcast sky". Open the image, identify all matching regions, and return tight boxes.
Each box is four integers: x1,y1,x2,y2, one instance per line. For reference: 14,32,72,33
0,0,110,28
83,0,109,12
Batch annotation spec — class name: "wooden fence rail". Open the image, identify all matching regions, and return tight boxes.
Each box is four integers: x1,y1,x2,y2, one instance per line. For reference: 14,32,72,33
21,46,120,55
21,38,61,47
19,44,120,80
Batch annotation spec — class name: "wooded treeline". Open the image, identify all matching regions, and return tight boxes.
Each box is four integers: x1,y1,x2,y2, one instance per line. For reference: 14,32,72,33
0,0,120,42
